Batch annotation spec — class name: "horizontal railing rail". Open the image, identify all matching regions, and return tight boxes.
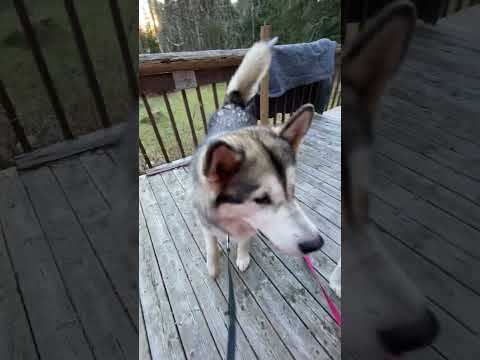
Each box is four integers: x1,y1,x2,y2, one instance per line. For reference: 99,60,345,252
138,46,342,171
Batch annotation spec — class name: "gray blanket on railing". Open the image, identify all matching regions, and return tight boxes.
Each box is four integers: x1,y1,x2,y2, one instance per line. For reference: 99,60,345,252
270,39,337,98
250,38,337,115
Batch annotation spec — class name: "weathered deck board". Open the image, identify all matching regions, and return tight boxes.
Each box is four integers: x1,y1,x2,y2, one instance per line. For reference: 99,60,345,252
20,166,138,359
51,158,138,328
78,149,117,206
148,173,267,360
0,217,39,360
0,167,95,360
140,176,222,360
140,108,342,359
139,304,153,360
159,174,338,358
139,203,185,360
370,12,480,359
152,170,294,359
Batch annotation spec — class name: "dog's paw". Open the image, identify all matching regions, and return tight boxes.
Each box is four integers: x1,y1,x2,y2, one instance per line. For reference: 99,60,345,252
236,255,250,272
207,260,220,278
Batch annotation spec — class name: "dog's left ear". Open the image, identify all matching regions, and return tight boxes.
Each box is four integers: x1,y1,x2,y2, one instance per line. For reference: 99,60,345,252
277,104,314,152
203,140,244,185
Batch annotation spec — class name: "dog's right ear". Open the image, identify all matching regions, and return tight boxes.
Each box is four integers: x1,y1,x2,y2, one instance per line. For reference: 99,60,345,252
342,1,416,229
343,0,416,113
203,140,244,185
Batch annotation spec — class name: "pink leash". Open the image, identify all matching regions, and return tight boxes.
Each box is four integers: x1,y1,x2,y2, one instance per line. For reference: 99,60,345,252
304,255,342,327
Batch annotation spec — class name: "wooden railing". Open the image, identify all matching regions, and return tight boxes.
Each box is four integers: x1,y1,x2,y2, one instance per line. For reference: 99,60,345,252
138,46,342,171
1,0,135,170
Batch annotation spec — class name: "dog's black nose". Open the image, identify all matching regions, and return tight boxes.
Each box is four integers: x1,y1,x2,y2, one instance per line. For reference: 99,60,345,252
298,235,324,254
378,309,439,355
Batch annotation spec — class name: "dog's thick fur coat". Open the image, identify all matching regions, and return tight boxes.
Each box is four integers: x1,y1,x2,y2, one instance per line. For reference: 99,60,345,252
190,40,323,278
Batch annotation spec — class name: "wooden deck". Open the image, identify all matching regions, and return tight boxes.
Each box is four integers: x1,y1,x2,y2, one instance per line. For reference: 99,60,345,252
370,8,480,360
0,148,138,360
139,107,342,360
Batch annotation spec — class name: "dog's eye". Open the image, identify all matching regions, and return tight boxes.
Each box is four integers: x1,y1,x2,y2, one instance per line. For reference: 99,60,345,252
254,194,271,205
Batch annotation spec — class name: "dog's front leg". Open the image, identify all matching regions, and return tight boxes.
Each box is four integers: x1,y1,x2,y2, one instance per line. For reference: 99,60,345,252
236,237,251,272
202,227,220,278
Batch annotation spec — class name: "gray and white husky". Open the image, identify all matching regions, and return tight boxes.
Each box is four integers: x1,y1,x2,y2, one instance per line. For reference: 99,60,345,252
190,40,324,278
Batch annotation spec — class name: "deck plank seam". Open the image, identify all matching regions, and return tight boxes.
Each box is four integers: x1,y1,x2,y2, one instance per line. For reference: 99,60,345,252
374,139,480,206
19,171,98,359
0,221,42,360
156,173,292,359
49,164,138,333
371,216,480,296
377,131,480,183
374,153,480,229
77,152,112,209
146,176,225,359
230,244,337,360
139,301,154,360
166,169,340,355
139,201,188,359
372,169,480,254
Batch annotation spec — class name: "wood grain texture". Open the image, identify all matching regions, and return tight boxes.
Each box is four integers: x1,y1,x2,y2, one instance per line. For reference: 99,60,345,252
370,16,480,359
140,176,221,360
0,168,94,360
51,157,138,328
21,166,137,359
0,216,38,360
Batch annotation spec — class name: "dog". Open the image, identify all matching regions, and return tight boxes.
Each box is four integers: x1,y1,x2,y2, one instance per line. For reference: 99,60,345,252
190,40,324,278
340,0,439,357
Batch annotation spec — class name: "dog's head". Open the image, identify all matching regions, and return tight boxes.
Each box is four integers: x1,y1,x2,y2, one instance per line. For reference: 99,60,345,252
342,1,439,357
198,105,323,255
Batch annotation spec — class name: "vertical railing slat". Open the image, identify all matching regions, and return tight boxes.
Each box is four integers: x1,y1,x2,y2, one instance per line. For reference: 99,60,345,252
0,79,32,152
195,86,208,134
139,138,152,168
290,88,296,117
181,89,198,147
108,0,138,101
162,93,185,157
64,0,111,128
282,93,287,123
301,85,307,105
211,83,219,109
332,70,341,108
308,83,314,104
141,93,169,162
13,0,73,139
273,97,278,126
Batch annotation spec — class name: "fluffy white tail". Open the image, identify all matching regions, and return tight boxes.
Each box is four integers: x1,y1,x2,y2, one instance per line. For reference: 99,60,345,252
226,40,273,104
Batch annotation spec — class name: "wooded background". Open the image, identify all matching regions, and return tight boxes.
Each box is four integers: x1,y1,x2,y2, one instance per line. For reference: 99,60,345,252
140,0,341,53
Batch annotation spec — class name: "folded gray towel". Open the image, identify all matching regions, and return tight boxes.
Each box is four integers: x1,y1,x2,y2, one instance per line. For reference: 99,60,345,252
269,39,337,99
249,39,337,117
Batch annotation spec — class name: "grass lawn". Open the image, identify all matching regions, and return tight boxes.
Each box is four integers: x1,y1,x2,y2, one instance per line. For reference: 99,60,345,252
139,80,341,171
0,1,136,166
139,83,227,170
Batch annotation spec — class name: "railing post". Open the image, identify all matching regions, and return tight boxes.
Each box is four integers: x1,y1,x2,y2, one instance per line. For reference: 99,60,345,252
259,24,271,126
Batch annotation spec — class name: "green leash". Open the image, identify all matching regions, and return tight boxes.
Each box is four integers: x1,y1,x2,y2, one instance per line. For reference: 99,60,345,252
226,235,236,360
